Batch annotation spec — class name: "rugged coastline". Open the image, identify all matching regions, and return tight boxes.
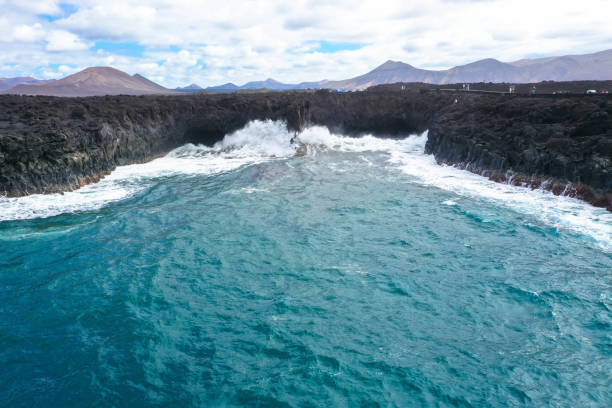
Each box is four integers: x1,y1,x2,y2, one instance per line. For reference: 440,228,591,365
425,92,612,210
0,89,610,211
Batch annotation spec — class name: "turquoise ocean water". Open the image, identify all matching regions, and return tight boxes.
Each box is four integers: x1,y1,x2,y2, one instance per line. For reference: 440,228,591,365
1,121,611,407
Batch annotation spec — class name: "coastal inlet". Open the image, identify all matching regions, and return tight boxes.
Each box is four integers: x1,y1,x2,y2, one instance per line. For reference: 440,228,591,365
1,120,611,406
0,88,611,210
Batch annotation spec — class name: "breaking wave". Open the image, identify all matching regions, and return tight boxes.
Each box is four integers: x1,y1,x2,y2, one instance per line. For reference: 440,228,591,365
1,120,610,250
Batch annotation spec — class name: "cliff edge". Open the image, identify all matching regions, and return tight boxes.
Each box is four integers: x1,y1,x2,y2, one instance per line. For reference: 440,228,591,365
0,89,610,211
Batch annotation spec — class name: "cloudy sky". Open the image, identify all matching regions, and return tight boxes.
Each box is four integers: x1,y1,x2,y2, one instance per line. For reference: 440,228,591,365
1,0,611,87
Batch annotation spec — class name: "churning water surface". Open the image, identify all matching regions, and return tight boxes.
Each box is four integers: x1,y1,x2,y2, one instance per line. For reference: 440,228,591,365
1,120,611,407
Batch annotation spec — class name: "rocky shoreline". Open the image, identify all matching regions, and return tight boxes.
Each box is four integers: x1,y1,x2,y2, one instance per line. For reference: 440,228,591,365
0,89,610,211
425,92,611,210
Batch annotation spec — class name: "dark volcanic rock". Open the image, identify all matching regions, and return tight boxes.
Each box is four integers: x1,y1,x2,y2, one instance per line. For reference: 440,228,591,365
426,93,612,210
0,89,610,211
0,91,445,197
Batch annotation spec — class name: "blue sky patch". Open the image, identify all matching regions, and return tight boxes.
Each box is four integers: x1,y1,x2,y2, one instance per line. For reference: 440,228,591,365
32,63,77,77
316,41,365,53
289,41,366,55
94,41,146,57
39,3,78,22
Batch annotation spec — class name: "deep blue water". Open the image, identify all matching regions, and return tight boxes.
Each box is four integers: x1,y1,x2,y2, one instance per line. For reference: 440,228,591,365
1,122,611,407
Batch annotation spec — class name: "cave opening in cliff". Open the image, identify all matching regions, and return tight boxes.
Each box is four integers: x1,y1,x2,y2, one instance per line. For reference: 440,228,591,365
183,126,227,147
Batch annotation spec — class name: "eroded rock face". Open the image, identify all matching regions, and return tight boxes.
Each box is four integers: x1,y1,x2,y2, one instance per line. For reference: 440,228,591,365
0,90,610,211
426,94,612,210
0,91,446,197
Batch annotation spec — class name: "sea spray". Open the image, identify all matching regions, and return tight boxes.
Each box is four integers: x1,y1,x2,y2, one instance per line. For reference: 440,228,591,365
1,120,610,251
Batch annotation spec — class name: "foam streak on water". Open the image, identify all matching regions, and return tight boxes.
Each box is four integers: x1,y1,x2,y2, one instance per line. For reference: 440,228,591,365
1,120,610,250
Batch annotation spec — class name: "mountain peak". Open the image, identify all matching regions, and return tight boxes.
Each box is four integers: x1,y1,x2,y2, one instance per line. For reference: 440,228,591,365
2,66,174,97
175,83,204,92
0,76,42,90
465,58,505,66
82,66,126,74
375,60,413,71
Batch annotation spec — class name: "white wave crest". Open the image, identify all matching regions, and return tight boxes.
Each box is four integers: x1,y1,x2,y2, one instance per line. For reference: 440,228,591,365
285,124,611,249
0,120,295,221
296,125,428,154
214,119,296,158
386,140,612,250
1,118,611,252
294,126,611,249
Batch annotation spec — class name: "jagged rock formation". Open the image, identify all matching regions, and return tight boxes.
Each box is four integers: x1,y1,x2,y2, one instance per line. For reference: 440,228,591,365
425,94,612,209
0,89,610,210
0,90,440,197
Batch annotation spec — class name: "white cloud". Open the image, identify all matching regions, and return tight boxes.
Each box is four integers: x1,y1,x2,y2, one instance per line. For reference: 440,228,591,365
164,50,198,68
57,4,160,42
39,64,82,79
3,0,61,15
0,0,610,87
45,30,89,51
12,23,45,42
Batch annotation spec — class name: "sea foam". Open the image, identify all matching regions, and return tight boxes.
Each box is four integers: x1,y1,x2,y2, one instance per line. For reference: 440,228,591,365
1,120,610,251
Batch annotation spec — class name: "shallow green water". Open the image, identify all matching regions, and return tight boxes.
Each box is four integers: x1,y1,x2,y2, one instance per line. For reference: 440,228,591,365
1,121,611,407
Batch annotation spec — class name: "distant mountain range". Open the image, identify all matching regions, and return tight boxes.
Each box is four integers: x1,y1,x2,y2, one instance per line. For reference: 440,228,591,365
204,48,612,91
0,76,46,90
175,83,204,92
1,48,611,96
324,49,612,90
205,78,324,92
1,67,177,97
